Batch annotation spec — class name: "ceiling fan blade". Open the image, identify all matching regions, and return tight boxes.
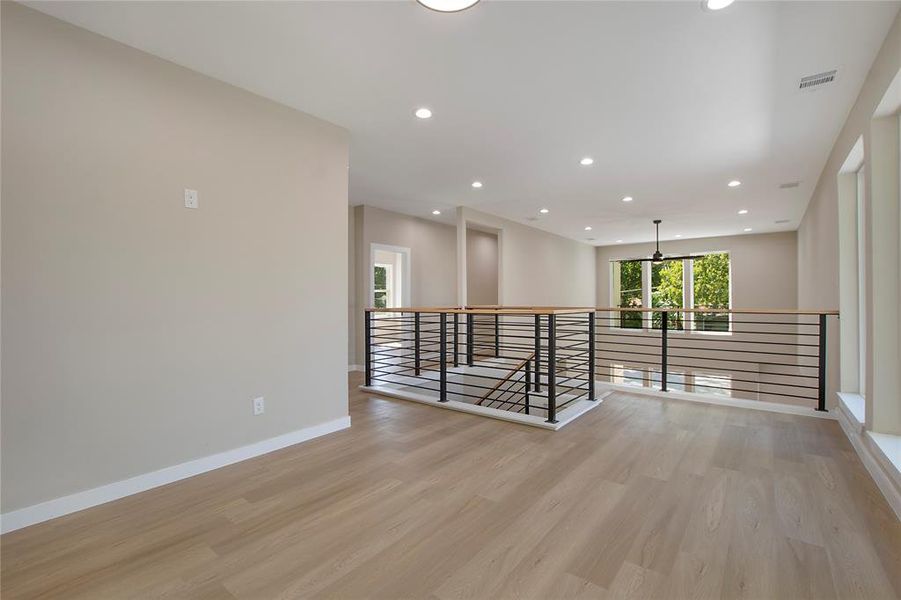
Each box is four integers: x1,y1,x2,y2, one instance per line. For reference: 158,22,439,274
634,254,697,262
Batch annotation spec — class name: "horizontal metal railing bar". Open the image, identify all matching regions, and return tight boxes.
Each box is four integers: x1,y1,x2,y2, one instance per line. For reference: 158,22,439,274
609,375,815,402
595,318,821,327
595,328,821,338
597,351,819,370
597,357,821,379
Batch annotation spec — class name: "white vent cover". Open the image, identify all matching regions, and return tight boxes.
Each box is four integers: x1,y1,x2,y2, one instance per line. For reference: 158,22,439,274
799,70,837,91
779,181,800,189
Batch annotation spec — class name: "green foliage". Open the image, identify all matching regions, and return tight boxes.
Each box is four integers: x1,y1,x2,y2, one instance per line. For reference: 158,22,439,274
618,260,643,328
693,253,730,331
373,265,387,289
651,259,683,329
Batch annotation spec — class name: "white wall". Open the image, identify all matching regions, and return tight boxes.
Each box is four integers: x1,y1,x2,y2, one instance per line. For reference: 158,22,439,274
596,232,798,310
1,4,349,512
466,228,499,306
458,207,596,307
798,10,901,434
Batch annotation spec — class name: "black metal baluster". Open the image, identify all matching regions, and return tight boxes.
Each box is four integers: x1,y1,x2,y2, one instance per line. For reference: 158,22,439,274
494,313,500,357
414,312,421,376
364,310,372,386
546,313,557,424
453,312,459,367
467,313,474,366
817,313,827,412
588,311,596,400
525,359,531,415
439,312,448,402
534,314,541,392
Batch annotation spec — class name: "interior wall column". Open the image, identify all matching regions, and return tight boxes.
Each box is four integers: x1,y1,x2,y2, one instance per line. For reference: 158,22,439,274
866,115,901,434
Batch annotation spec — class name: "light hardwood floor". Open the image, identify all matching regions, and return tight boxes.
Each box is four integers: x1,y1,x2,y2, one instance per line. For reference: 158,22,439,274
2,373,900,599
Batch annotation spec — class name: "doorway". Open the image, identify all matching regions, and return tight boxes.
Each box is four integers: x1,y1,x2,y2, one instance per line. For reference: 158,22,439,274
370,243,411,309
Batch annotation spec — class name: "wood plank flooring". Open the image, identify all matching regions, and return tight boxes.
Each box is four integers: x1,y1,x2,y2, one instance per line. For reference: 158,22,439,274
2,372,899,599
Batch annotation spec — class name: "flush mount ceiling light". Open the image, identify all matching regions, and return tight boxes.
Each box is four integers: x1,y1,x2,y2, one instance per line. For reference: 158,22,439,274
738,209,749,215
414,107,432,119
584,226,593,231
622,196,633,202
728,180,742,188
471,181,483,189
539,208,550,214
701,0,735,11
580,157,594,166
432,210,441,215
417,0,479,12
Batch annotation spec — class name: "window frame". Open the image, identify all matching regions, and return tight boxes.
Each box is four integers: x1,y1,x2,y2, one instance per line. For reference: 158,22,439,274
608,250,733,335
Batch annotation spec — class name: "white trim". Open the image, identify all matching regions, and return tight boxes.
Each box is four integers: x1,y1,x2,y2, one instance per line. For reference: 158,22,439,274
0,415,351,534
835,395,901,521
348,364,363,372
597,381,836,420
360,385,605,430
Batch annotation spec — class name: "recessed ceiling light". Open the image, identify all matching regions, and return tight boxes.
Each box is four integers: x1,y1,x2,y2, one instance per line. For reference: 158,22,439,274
702,0,735,10
414,107,432,119
471,181,483,189
675,234,682,238
432,210,441,215
738,209,748,215
622,196,633,202
744,227,753,232
584,226,593,231
728,180,742,187
539,208,550,214
417,0,479,12
616,239,623,243
580,157,594,166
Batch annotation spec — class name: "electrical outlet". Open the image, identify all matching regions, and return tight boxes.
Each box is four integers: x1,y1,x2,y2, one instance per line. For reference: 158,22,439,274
184,188,199,209
252,397,265,416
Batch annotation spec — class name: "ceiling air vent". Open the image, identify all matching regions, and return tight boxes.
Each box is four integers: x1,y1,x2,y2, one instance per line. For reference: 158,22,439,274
799,70,837,91
779,181,800,189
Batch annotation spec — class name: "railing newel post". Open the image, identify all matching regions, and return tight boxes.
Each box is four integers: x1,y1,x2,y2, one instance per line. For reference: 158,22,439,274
546,313,557,424
525,359,531,415
439,312,448,402
414,312,421,376
588,311,596,400
453,312,459,368
466,312,475,366
816,313,827,412
364,310,372,387
534,314,541,392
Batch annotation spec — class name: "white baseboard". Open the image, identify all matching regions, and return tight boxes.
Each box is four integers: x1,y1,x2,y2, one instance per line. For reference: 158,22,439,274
348,364,363,372
0,415,351,535
597,382,836,420
835,396,901,521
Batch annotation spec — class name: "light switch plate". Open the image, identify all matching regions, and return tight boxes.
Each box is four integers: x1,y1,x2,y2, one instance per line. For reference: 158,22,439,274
184,188,199,209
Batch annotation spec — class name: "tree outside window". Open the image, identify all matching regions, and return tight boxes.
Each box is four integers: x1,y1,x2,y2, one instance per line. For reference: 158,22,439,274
651,260,683,330
692,253,730,331
617,260,643,328
373,264,391,308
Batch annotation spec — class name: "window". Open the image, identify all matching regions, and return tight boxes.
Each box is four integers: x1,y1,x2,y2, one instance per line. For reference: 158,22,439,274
611,252,731,331
651,259,683,330
613,260,643,329
692,253,731,331
373,263,393,309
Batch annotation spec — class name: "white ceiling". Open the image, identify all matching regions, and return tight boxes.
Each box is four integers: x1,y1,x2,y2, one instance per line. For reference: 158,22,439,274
28,0,900,246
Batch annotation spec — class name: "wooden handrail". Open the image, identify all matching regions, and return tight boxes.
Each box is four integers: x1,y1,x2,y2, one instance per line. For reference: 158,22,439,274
476,353,535,406
365,306,839,316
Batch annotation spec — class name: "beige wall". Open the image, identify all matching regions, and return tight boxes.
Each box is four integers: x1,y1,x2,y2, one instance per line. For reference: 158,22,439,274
1,4,349,512
350,205,457,365
458,207,596,307
798,10,901,431
596,231,798,310
466,228,499,306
